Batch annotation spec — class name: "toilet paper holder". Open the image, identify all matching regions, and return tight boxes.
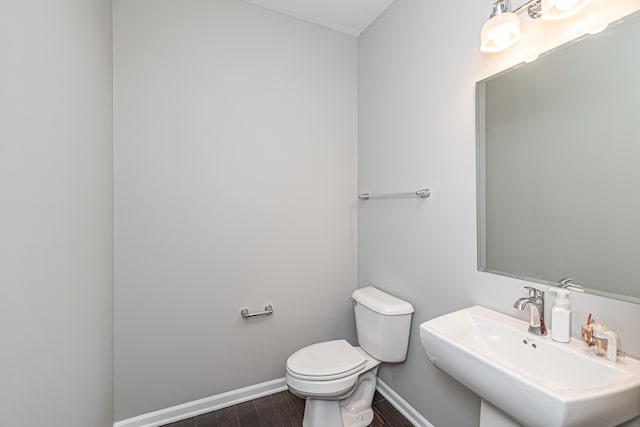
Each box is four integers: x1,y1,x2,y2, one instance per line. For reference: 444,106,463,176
241,304,274,319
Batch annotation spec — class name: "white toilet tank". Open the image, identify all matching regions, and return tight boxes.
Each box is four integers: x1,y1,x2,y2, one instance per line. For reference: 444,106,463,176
352,286,414,362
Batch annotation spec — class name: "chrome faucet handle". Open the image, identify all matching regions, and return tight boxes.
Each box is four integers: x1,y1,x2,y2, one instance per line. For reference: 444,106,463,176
559,277,574,287
524,286,544,299
558,277,584,291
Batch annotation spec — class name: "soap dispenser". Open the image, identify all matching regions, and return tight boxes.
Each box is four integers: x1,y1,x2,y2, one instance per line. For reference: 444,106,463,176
549,288,571,343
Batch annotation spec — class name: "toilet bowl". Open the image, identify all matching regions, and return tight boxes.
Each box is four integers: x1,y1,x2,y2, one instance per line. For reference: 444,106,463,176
286,340,381,427
285,287,414,427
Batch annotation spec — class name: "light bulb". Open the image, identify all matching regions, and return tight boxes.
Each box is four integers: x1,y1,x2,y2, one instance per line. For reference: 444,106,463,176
541,0,591,20
491,28,512,47
554,0,579,11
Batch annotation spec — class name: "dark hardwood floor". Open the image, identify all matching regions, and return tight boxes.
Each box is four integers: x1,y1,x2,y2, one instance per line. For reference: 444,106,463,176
162,390,413,427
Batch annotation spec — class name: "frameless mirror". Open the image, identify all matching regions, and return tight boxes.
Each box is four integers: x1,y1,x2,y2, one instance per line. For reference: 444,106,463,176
477,11,640,304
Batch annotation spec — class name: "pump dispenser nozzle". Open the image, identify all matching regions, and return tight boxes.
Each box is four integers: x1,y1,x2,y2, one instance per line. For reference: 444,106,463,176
549,288,570,308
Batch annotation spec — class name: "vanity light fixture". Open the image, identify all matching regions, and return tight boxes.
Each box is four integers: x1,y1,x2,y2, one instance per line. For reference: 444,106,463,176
480,0,522,53
480,0,593,53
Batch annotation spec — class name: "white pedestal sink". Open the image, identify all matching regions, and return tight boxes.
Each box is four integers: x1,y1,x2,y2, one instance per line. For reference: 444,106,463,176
420,306,640,427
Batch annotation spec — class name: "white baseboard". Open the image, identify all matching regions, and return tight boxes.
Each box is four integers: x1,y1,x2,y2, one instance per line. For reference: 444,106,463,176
114,376,433,427
113,378,288,427
376,378,434,427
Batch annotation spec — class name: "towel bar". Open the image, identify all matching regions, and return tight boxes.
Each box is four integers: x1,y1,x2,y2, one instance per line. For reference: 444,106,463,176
358,188,430,200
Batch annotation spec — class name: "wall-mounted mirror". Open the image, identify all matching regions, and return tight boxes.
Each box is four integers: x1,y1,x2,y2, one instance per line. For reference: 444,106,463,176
477,10,640,304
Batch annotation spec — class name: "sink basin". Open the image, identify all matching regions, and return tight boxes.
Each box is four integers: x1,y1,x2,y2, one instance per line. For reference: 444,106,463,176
420,305,640,427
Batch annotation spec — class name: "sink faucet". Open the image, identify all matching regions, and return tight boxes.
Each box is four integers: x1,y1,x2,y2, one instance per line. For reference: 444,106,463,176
558,277,584,292
559,277,574,287
513,286,546,336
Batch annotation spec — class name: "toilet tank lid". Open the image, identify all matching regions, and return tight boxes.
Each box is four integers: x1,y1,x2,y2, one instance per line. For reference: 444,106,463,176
352,286,414,315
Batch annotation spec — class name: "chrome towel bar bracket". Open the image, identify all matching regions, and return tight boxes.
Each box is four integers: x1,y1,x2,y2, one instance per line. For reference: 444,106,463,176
241,304,273,319
358,188,431,200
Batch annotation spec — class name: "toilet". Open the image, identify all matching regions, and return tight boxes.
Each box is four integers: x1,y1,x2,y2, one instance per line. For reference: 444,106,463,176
286,286,414,427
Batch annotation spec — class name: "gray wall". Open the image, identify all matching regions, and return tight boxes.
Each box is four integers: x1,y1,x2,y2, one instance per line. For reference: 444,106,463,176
113,0,358,421
358,1,640,426
0,1,114,426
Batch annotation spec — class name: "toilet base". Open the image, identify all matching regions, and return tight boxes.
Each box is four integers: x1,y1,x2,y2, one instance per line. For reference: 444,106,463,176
340,407,374,427
302,370,378,427
303,398,343,427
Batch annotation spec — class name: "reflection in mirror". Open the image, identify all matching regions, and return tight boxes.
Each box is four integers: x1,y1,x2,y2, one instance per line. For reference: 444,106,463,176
477,10,640,304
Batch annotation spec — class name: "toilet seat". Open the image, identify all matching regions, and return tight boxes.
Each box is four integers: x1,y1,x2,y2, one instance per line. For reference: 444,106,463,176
286,340,367,381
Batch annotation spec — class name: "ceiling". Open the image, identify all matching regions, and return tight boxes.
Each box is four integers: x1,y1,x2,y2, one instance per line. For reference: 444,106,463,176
242,0,395,36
